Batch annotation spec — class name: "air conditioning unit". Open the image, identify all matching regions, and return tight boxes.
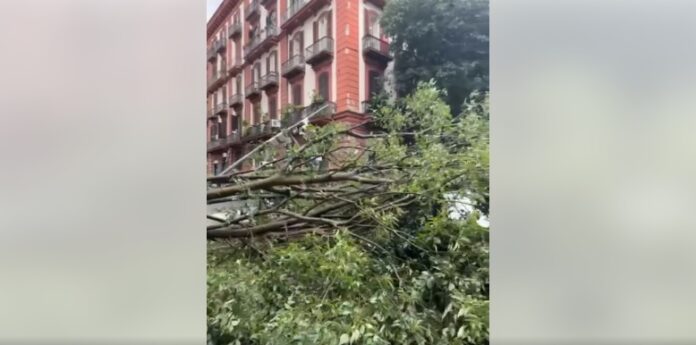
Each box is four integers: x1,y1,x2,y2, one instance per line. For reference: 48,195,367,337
270,119,281,128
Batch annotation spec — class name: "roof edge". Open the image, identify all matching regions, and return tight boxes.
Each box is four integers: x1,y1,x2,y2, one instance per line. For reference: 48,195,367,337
207,0,241,37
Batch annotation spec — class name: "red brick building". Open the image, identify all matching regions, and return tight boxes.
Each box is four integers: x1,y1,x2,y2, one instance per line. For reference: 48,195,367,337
207,0,392,175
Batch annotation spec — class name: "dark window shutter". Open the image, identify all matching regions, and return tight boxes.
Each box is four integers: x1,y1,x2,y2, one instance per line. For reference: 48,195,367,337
293,84,302,105
220,117,227,137
319,72,329,101
313,20,318,42
327,11,332,37
269,96,277,118
298,35,303,55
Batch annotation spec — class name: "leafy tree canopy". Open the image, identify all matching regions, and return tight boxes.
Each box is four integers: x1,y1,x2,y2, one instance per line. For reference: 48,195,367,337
207,83,489,344
381,0,489,114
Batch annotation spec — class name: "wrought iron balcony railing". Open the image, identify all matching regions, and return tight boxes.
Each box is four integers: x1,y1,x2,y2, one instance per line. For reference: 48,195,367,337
281,54,305,78
214,102,228,114
362,35,392,62
228,94,244,107
243,26,279,57
260,71,279,90
245,81,261,98
305,36,333,65
228,22,242,38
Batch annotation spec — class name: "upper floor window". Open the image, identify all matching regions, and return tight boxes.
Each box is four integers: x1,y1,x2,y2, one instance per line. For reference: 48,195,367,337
289,31,304,57
266,51,278,73
253,62,262,83
314,11,332,41
366,10,382,37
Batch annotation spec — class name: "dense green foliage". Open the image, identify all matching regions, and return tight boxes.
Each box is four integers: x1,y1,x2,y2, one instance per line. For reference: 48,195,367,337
381,0,489,114
208,83,489,344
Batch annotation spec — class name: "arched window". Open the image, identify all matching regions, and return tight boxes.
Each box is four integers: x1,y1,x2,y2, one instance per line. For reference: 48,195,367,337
290,31,304,57
314,11,332,41
266,51,277,73
366,10,381,37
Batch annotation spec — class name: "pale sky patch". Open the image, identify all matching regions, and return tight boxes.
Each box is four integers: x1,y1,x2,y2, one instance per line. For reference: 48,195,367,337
207,0,223,21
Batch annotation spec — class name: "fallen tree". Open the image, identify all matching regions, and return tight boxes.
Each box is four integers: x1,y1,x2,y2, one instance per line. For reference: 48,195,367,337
207,82,488,241
207,82,489,344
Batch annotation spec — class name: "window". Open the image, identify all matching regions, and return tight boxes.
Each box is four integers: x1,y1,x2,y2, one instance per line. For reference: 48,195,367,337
269,95,277,119
368,70,383,99
232,114,239,132
219,116,227,137
267,51,277,73
290,31,303,57
236,76,242,94
314,11,332,41
253,102,261,124
213,162,219,175
366,10,381,37
253,63,261,83
318,72,329,102
292,83,303,105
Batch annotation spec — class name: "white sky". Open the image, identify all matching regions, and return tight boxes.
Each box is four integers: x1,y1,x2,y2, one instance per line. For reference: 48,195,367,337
207,0,223,20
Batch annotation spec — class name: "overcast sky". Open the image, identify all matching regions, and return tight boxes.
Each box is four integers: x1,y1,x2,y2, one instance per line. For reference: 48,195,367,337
207,0,223,20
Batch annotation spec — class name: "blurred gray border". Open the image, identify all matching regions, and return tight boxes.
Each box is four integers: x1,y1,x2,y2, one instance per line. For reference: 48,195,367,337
493,0,696,343
0,0,206,342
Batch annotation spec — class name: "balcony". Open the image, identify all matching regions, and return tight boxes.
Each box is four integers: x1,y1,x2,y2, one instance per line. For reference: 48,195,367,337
281,0,330,31
228,94,244,107
245,81,261,99
207,137,224,151
305,36,333,65
241,124,262,142
207,108,216,119
207,47,217,62
207,132,241,152
207,68,227,92
243,26,279,60
306,101,336,122
362,35,392,63
246,0,260,20
215,38,227,53
260,0,275,8
281,54,305,78
260,72,279,90
228,22,242,38
280,102,336,128
214,102,228,115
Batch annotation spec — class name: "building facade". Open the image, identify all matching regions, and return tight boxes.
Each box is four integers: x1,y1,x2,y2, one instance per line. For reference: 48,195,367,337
207,0,392,176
